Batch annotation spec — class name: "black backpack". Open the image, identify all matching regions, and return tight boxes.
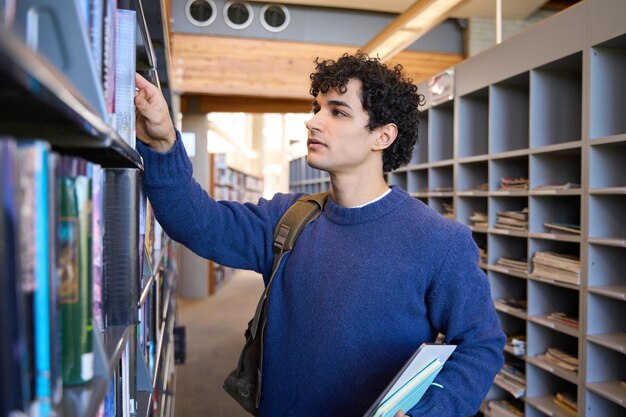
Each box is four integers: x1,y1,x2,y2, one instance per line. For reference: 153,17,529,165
223,192,330,415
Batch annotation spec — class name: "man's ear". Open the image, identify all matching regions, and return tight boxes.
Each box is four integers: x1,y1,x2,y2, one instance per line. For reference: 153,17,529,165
373,123,398,151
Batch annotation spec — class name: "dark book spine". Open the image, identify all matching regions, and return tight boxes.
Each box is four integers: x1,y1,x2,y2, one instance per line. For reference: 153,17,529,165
103,169,140,326
0,138,27,415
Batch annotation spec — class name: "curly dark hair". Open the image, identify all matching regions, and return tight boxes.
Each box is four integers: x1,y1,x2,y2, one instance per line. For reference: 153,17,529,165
309,51,424,172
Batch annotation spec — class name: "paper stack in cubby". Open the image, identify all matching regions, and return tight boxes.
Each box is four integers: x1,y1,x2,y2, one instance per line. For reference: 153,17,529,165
496,257,528,273
470,212,488,228
538,348,578,373
530,251,580,285
495,208,528,231
500,177,529,190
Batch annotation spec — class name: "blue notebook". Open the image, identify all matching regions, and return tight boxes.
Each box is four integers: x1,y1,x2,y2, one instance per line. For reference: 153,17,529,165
364,343,456,417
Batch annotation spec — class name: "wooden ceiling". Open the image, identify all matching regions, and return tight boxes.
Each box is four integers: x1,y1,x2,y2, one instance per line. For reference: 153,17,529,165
171,0,579,112
172,34,463,107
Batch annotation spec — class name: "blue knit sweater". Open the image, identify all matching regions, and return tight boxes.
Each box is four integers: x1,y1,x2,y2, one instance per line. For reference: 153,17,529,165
137,135,505,417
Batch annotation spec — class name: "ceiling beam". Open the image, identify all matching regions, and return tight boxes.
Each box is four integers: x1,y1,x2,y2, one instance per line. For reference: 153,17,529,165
363,0,471,62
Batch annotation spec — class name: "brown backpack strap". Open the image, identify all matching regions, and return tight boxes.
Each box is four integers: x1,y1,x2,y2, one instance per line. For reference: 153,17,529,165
250,192,330,338
272,192,330,268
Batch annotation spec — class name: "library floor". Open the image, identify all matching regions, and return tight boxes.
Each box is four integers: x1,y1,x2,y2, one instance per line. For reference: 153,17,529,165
174,269,264,417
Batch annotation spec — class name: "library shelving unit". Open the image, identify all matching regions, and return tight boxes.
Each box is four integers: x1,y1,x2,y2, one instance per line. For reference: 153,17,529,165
0,1,178,417
289,156,331,194
453,1,625,416
287,1,626,416
208,153,263,294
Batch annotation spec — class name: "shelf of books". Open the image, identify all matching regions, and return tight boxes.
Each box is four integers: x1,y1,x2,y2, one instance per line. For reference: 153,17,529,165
208,153,264,294
289,156,331,194
457,1,625,416
288,1,623,416
0,1,179,417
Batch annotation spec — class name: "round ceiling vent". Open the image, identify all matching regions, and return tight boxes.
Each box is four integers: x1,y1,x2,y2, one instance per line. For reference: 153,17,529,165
260,4,290,33
185,0,217,27
223,1,253,30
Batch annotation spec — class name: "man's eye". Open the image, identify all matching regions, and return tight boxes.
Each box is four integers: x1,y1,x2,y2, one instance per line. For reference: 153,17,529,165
333,110,346,117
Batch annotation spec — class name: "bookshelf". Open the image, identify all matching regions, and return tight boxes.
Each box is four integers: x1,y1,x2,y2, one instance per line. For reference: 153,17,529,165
454,1,625,416
208,153,263,294
0,1,178,417
289,156,331,194
288,1,626,416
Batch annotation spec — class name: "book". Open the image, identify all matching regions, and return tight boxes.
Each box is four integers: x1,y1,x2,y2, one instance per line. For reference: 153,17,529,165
113,9,137,146
363,344,456,417
19,141,53,416
91,164,104,334
543,222,581,235
531,251,581,285
47,152,63,406
59,156,94,385
103,0,117,116
553,392,577,413
0,138,29,415
103,169,140,326
534,182,580,191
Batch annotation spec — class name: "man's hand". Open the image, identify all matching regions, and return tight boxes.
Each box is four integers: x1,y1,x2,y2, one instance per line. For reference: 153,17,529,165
134,73,176,153
394,412,407,417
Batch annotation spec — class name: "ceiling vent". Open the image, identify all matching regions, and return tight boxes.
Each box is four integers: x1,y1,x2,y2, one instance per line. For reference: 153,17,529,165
223,1,253,30
260,4,290,33
185,0,217,27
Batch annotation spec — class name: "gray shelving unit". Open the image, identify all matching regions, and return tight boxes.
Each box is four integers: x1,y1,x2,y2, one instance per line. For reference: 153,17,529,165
454,1,625,416
288,1,626,416
0,1,178,416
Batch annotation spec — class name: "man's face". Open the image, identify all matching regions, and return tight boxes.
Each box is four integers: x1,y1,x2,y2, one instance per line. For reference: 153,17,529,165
305,78,381,175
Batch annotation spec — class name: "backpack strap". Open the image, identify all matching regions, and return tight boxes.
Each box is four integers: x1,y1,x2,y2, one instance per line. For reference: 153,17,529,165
250,192,330,338
271,192,330,271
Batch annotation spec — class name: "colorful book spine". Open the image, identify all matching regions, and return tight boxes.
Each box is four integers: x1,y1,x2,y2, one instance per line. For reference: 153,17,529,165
59,157,94,385
47,152,63,406
18,141,53,416
103,0,117,116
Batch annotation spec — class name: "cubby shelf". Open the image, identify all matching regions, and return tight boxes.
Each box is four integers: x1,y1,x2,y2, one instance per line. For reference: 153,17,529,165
526,395,577,417
287,3,626,416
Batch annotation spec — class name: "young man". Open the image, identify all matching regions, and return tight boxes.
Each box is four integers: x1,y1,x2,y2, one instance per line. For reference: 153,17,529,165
134,52,505,417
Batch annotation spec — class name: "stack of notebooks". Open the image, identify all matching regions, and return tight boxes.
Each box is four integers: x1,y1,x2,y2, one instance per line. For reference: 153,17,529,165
553,392,577,414
496,257,528,274
530,252,581,285
470,212,488,229
537,348,578,373
500,177,529,191
495,208,528,231
363,344,456,417
495,299,527,313
494,363,526,399
486,399,524,417
478,245,488,265
547,312,579,328
544,222,581,235
505,334,526,357
442,202,454,220
533,182,580,191
474,183,489,192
